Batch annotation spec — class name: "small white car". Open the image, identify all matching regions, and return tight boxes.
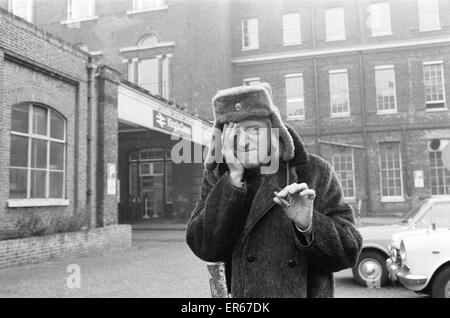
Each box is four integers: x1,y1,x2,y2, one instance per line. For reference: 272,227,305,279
353,197,450,287
387,228,450,298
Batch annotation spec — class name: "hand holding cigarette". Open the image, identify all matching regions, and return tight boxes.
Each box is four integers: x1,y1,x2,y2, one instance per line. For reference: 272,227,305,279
274,183,316,230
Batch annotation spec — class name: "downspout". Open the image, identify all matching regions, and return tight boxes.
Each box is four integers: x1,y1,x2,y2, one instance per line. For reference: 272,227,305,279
358,51,373,215
86,57,96,228
310,0,321,155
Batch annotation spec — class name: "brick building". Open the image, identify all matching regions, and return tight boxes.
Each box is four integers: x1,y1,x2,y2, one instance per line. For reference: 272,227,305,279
5,0,449,217
0,6,126,239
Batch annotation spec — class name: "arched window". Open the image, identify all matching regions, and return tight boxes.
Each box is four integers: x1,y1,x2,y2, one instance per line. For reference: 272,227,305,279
138,34,160,48
9,103,66,201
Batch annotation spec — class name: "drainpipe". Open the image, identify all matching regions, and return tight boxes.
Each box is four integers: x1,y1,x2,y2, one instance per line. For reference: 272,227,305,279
86,57,96,228
358,51,373,215
310,0,321,155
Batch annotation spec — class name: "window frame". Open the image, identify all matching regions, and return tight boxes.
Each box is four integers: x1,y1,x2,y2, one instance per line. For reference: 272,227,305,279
131,0,168,12
332,148,356,201
8,103,68,207
423,61,447,111
282,13,302,46
243,77,261,86
8,0,34,23
369,2,392,37
378,142,405,202
64,0,97,24
329,69,350,118
417,0,441,32
325,7,346,42
375,65,398,114
285,73,305,121
242,18,259,51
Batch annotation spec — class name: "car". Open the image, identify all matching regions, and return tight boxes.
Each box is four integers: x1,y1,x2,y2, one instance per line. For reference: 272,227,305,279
352,197,450,287
387,227,450,298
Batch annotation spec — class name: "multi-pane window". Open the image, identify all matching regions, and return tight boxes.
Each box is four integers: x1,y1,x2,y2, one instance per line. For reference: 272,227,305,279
67,0,95,21
418,0,440,31
379,142,404,199
329,69,350,116
9,104,66,200
8,0,34,23
242,18,259,50
423,62,446,110
375,66,397,113
325,7,346,41
285,74,305,119
429,139,450,196
283,13,301,45
332,148,355,199
243,78,261,86
133,0,166,11
369,2,392,37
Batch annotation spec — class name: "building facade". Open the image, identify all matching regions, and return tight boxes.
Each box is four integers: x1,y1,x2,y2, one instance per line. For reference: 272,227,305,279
0,7,124,239
3,0,449,216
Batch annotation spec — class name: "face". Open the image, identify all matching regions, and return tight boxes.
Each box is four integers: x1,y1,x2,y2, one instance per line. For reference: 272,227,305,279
233,118,272,169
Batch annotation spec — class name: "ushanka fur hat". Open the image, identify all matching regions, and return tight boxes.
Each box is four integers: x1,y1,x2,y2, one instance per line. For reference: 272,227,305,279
204,83,295,170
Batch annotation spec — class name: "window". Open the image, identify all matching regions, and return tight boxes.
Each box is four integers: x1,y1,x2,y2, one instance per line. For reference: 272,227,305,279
429,139,450,196
423,62,446,110
379,142,404,200
369,2,392,37
133,0,167,11
329,70,350,116
67,0,95,21
283,13,301,45
285,74,305,119
375,66,397,113
332,148,356,200
325,7,346,41
9,104,66,201
418,0,440,31
138,58,159,94
242,18,259,50
243,77,261,86
8,0,34,23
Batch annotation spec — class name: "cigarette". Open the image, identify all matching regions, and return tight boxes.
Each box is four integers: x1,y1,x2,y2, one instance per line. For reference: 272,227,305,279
274,193,291,208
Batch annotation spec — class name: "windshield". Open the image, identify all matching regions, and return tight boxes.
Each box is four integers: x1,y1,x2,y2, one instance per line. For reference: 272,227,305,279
400,203,426,224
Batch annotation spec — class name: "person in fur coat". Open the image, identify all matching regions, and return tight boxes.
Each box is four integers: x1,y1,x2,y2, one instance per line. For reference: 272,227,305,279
186,83,363,298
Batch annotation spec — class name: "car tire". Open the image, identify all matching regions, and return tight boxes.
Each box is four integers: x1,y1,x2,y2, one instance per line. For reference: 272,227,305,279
352,250,390,287
431,266,450,298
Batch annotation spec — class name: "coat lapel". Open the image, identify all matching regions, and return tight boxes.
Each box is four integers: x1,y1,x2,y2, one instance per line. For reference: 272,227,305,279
242,163,293,241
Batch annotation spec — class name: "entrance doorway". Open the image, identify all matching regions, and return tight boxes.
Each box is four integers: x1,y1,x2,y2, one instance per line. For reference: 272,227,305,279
128,148,173,220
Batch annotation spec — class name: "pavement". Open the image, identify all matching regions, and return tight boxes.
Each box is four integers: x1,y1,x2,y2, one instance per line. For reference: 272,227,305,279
132,216,402,231
0,230,425,298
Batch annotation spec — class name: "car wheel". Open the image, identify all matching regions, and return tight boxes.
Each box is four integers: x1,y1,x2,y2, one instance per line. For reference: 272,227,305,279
352,250,389,287
431,266,450,298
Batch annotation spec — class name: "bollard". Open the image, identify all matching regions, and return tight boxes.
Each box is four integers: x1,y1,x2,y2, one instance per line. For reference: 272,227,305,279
207,262,230,298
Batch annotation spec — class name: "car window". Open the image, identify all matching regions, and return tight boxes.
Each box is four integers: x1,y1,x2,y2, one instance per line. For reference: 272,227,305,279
415,207,432,228
431,202,450,228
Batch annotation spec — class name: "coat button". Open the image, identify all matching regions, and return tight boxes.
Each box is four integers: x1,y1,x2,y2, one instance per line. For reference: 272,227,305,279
288,259,297,268
246,255,256,263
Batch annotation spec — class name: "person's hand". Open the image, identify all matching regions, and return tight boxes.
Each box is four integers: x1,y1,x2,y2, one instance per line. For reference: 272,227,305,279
222,123,244,187
274,183,316,229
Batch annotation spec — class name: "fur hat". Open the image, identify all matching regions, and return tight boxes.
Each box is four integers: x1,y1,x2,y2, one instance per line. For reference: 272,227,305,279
204,83,295,170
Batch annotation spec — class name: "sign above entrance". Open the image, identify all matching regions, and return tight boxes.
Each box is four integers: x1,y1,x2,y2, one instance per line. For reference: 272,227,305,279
153,110,192,139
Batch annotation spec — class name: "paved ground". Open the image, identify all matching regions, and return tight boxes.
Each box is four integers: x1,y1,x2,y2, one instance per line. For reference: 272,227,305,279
0,230,424,298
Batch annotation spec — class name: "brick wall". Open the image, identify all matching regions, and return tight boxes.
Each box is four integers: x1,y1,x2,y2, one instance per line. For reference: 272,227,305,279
0,225,132,269
0,8,121,237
